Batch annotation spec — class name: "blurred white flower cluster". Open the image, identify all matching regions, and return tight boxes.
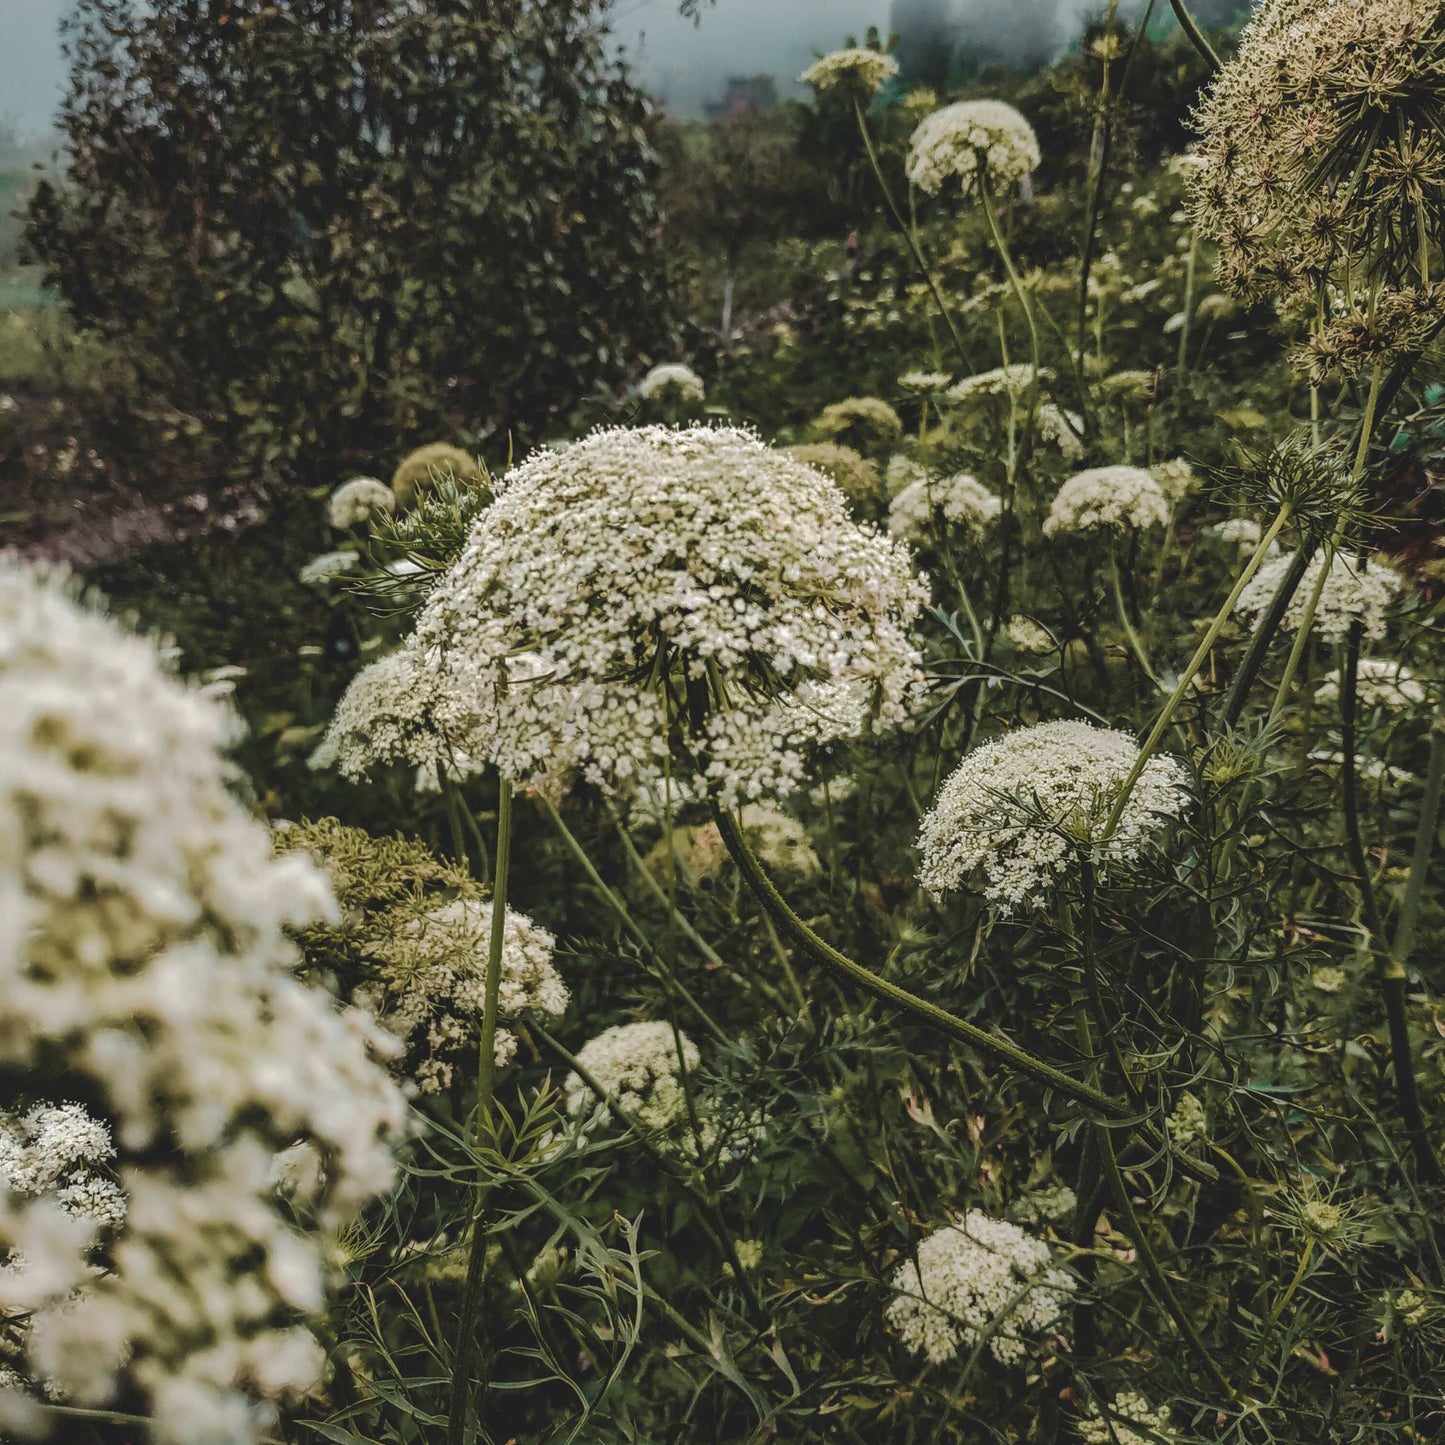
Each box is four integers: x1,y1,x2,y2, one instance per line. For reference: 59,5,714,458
1234,551,1404,644
563,1021,701,1135
327,476,395,530
1044,466,1170,536
637,362,705,404
918,720,1190,911
885,1210,1074,1365
1314,658,1426,708
888,471,1001,541
798,47,899,100
364,898,568,1094
0,565,406,1445
907,101,1040,197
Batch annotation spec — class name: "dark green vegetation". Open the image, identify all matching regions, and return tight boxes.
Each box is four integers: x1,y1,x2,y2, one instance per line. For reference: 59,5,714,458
10,2,1445,1442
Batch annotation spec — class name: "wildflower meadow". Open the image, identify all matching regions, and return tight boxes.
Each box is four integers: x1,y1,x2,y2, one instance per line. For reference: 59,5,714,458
4,1,1445,1441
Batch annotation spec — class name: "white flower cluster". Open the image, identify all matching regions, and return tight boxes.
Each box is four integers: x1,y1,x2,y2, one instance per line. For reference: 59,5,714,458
1314,658,1426,708
1044,466,1169,536
897,369,952,394
563,1021,701,1135
328,477,395,530
737,804,821,878
885,1211,1075,1366
0,1103,125,1233
1234,551,1404,644
945,364,1045,403
1037,402,1084,458
364,899,568,1095
1209,518,1264,549
310,647,471,782
0,565,407,1444
798,47,899,98
1150,456,1196,503
906,100,1041,197
402,426,927,805
298,550,360,587
1077,1391,1174,1445
918,720,1191,911
888,471,1002,541
637,363,705,404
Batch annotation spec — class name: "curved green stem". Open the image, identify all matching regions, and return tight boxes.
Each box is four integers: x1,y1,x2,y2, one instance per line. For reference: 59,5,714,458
716,805,1151,1130
1103,502,1293,839
446,775,513,1445
854,101,972,373
540,794,730,1049
1168,0,1221,69
1095,1120,1236,1399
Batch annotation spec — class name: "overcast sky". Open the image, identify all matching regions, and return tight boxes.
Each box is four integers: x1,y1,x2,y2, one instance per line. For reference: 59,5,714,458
3,0,1150,138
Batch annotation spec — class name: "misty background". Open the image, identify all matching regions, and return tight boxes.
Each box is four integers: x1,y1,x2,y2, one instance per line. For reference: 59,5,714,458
3,0,1252,142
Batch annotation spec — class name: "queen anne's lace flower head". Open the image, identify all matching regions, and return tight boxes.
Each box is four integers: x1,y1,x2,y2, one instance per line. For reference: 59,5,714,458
897,369,952,394
1190,0,1445,302
363,899,567,1094
299,550,360,587
0,565,406,1443
885,1211,1075,1366
637,362,705,404
1077,1392,1175,1445
0,1104,125,1234
945,364,1047,403
907,100,1041,197
1210,518,1264,548
888,472,1002,541
918,720,1191,911
563,1021,701,1134
1314,658,1426,708
1150,457,1196,504
1044,466,1169,536
399,426,927,806
1234,551,1405,644
328,477,395,530
799,47,899,100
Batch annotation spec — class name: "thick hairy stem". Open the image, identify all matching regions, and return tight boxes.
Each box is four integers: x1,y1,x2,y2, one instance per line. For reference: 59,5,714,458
1340,624,1442,1184
446,776,513,1445
1103,503,1293,839
854,102,972,373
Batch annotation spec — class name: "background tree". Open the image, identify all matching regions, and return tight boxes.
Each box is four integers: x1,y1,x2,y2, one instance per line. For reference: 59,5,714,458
24,0,678,478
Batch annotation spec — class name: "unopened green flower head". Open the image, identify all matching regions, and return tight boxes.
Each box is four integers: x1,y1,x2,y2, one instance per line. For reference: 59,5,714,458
810,396,904,453
391,442,488,510
784,442,880,503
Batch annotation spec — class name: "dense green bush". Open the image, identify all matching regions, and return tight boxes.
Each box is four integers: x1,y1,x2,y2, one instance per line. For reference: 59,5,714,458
24,0,678,480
